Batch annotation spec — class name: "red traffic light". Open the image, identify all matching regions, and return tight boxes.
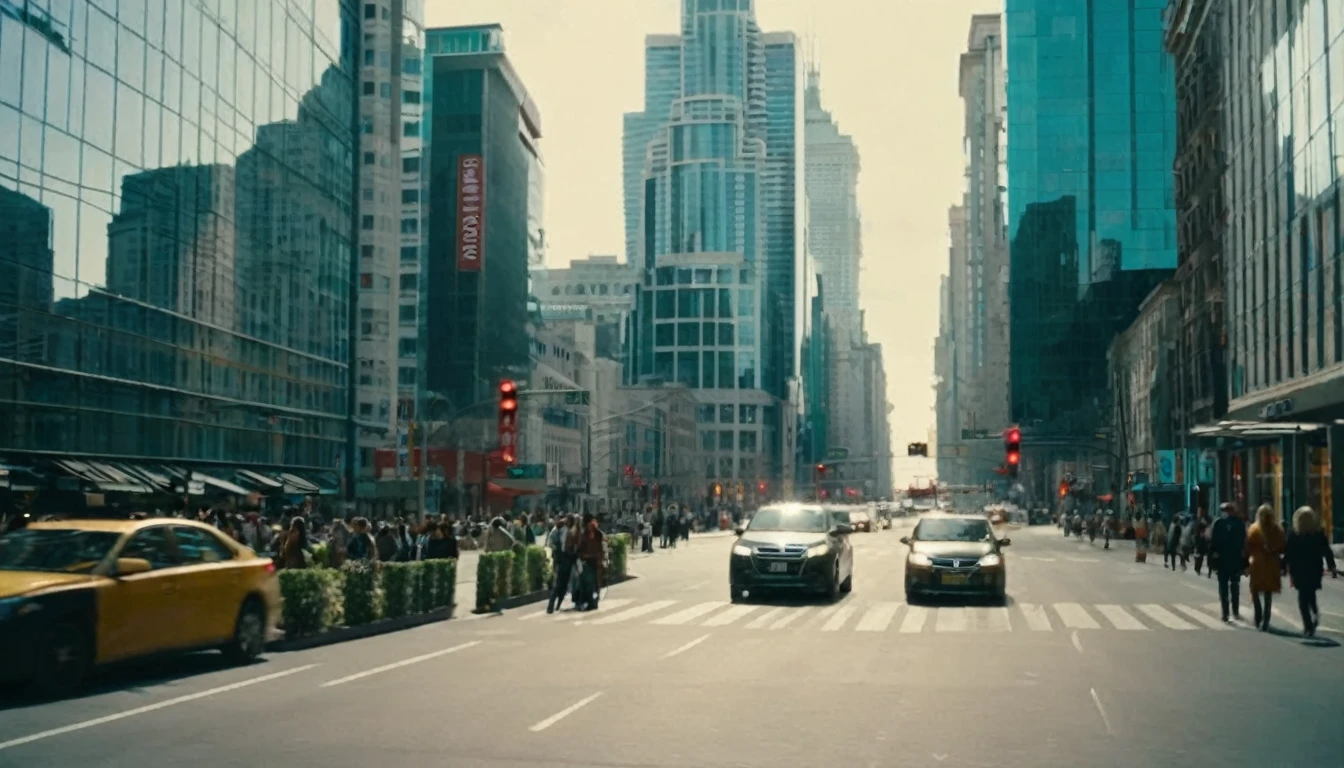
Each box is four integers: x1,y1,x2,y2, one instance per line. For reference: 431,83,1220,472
757,482,766,492
500,399,517,412
1005,427,1020,444
499,380,516,395
816,463,826,473
1007,451,1020,465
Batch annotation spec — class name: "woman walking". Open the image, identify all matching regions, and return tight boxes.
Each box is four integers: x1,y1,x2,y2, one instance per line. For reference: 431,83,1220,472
1282,506,1338,638
1244,504,1286,631
281,516,312,570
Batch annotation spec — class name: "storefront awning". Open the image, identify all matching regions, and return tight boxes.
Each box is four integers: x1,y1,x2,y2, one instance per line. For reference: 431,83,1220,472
235,469,285,491
1190,420,1326,442
52,459,153,494
194,471,253,497
279,473,321,494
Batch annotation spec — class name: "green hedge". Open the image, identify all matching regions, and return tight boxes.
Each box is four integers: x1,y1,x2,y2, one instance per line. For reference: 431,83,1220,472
278,568,344,637
474,551,514,612
381,562,416,619
424,558,457,611
341,560,383,626
510,543,529,597
524,545,552,593
608,533,630,580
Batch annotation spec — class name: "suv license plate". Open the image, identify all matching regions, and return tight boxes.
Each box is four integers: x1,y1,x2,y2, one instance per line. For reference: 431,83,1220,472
941,573,969,585
769,562,788,573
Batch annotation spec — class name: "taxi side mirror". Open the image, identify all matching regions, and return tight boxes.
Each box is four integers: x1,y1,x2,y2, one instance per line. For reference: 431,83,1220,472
998,538,1012,547
899,536,911,546
114,557,153,577
733,524,745,537
831,523,853,537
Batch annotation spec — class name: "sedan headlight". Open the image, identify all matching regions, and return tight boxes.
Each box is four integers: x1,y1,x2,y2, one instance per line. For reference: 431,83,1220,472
979,554,1002,567
732,544,753,557
908,552,932,567
805,543,830,558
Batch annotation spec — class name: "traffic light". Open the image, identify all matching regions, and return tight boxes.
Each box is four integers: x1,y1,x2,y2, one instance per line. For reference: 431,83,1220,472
907,442,928,457
498,380,518,464
1003,426,1021,478
816,463,827,476
757,481,766,493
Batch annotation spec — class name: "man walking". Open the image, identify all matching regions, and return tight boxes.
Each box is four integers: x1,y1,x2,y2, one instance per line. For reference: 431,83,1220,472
1209,502,1248,622
546,515,577,614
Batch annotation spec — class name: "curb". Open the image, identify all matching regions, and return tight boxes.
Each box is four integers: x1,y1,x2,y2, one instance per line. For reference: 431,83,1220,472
473,573,641,615
267,604,458,652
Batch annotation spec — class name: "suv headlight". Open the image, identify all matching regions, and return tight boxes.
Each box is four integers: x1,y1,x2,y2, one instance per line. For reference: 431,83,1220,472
731,544,753,557
908,552,932,567
979,554,1002,567
806,543,829,558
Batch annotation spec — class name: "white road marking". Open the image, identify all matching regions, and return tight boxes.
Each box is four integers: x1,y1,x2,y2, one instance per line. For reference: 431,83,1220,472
822,605,858,631
855,602,902,632
1090,688,1115,736
528,692,603,732
322,641,480,687
586,600,678,625
899,605,929,633
1018,603,1053,631
745,606,787,629
770,607,811,629
1135,604,1196,630
0,665,319,752
1066,557,1099,563
935,607,969,633
703,604,759,627
1095,604,1147,630
1323,610,1344,619
684,581,709,592
651,601,727,626
1071,630,1084,654
459,611,492,621
518,608,549,621
1053,602,1100,629
969,607,1012,632
1172,604,1232,630
556,598,632,622
661,634,712,659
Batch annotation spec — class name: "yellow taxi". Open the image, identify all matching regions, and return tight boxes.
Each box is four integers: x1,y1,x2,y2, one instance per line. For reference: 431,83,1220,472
0,517,280,697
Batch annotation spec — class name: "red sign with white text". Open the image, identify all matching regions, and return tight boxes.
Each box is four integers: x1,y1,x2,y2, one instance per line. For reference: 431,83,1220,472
456,154,485,271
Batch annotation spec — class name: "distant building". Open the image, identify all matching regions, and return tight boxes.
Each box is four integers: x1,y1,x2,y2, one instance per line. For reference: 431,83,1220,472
531,255,638,363
423,24,542,411
0,187,54,364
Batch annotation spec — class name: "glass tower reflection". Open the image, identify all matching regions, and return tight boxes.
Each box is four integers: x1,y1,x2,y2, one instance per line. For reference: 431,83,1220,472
0,0,358,470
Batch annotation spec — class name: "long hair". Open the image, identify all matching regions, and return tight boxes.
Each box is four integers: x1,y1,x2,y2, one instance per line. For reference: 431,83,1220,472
1292,506,1320,535
1254,504,1280,533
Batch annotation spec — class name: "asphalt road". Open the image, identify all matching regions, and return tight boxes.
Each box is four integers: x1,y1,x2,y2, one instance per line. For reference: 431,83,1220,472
2,519,1342,767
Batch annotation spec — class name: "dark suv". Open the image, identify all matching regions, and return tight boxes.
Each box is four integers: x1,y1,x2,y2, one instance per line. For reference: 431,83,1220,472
730,504,854,602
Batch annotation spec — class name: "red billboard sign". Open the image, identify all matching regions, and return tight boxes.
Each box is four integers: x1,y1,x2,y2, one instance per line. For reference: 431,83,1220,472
456,154,485,271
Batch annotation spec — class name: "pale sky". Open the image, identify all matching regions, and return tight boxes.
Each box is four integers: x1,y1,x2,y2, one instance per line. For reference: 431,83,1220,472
432,0,1000,487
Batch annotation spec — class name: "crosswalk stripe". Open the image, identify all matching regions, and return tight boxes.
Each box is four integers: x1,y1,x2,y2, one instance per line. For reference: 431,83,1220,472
1018,603,1053,631
900,605,929,633
744,607,786,629
586,600,678,625
1054,603,1100,629
770,607,811,629
1172,604,1232,630
822,605,858,631
552,598,631,621
855,602,902,632
1095,604,1147,630
935,607,969,632
703,604,759,627
969,607,1012,632
1136,604,1197,630
518,608,548,621
652,602,727,626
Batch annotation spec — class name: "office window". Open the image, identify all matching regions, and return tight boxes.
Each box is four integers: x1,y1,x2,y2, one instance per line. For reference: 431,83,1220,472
361,215,374,230
398,305,416,324
363,81,375,95
364,3,376,19
399,218,418,234
402,157,420,173
398,338,417,357
400,246,418,262
401,189,419,204
403,90,421,104
403,121,419,137
361,245,375,259
399,274,417,291
398,367,416,386
363,151,375,165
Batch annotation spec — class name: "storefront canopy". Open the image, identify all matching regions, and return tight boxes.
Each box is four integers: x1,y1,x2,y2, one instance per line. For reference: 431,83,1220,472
1190,420,1326,443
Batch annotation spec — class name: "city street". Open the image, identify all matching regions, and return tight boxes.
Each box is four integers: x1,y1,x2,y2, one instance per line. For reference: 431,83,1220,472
2,520,1341,767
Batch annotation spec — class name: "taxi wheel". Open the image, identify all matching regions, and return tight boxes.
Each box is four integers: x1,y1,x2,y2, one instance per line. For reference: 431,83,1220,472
826,565,841,602
31,620,91,699
223,599,266,664
840,573,853,593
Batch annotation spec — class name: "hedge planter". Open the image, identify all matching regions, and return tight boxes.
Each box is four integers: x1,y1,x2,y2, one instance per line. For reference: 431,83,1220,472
277,568,344,637
341,561,383,626
381,562,417,620
510,543,529,597
474,551,515,612
608,533,630,580
524,545,552,593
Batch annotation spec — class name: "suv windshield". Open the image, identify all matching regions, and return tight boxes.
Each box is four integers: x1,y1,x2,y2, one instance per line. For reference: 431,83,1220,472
0,529,122,573
915,518,993,543
747,507,829,533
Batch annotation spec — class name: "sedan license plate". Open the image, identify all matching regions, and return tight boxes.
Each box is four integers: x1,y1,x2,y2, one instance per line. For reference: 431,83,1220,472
769,561,788,573
941,573,969,586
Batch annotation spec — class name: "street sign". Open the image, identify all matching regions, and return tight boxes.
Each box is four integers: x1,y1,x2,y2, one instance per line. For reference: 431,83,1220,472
564,390,591,405
960,428,991,440
506,464,545,479
826,448,849,460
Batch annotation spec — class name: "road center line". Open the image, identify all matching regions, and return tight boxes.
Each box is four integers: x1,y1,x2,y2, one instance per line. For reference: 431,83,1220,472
0,664,319,752
529,692,603,732
1090,688,1115,736
661,634,711,659
321,641,480,687
1071,629,1084,654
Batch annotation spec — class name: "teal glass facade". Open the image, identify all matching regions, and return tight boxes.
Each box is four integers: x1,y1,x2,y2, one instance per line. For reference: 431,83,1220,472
1006,0,1177,428
0,0,358,470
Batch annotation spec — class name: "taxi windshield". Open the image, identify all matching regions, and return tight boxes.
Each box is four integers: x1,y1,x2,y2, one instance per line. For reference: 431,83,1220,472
747,507,828,533
915,519,992,542
0,529,122,573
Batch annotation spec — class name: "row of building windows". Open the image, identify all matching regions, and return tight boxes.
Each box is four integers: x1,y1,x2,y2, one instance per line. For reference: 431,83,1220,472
550,283,633,296
699,430,759,452
696,403,758,423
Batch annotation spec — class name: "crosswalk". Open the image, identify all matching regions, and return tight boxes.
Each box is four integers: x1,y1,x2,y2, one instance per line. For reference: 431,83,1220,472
515,598,1241,634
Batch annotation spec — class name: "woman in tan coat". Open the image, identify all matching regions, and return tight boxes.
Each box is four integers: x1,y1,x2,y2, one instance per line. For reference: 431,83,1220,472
1243,504,1285,631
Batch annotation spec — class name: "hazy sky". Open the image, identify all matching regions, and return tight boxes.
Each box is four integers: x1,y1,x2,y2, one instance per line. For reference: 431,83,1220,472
432,0,999,487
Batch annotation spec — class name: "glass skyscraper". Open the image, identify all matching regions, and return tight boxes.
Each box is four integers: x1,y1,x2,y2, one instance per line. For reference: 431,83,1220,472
1006,0,1177,430
629,0,787,494
0,1,358,475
